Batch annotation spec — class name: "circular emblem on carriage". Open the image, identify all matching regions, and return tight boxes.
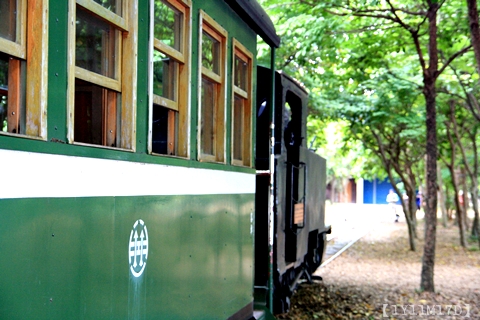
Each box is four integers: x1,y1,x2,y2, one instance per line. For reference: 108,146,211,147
128,219,149,277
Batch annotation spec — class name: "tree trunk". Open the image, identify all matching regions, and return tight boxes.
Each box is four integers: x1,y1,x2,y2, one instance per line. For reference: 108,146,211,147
466,0,480,121
462,168,470,231
472,187,480,249
470,135,480,239
467,0,480,75
409,189,419,239
407,216,417,251
420,2,439,293
369,128,419,250
471,184,480,238
448,165,467,248
453,178,468,248
421,84,438,292
470,189,479,236
445,128,468,247
437,165,448,228
465,1,480,242
398,184,418,251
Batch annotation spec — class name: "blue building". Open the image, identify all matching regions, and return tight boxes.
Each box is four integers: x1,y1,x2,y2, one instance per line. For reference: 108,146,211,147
361,178,396,204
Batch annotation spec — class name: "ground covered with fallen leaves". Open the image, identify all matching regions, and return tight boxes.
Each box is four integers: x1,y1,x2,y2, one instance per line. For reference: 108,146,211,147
277,212,480,319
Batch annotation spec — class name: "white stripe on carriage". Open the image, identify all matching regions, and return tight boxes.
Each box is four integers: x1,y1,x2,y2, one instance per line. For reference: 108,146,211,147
0,149,255,199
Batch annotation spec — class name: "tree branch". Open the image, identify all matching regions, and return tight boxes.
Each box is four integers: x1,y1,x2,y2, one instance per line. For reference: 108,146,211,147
449,100,474,179
437,45,473,77
444,61,480,121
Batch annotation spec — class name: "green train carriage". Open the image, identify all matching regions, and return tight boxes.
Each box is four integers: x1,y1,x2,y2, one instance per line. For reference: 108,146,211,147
0,0,327,319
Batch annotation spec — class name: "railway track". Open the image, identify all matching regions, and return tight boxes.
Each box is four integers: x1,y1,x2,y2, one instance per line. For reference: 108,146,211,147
319,228,371,268
316,204,387,269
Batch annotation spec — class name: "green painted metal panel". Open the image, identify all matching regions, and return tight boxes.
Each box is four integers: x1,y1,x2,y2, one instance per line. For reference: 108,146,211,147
135,0,150,155
0,194,255,319
47,1,69,143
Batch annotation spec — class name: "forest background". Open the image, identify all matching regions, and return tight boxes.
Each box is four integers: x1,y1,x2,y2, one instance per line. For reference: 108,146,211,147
257,0,480,292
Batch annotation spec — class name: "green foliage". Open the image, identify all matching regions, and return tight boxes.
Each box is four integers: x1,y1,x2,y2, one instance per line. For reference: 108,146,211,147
259,0,477,191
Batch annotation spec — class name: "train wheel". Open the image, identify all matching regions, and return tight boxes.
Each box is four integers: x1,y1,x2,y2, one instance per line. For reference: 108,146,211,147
273,268,295,314
306,237,324,274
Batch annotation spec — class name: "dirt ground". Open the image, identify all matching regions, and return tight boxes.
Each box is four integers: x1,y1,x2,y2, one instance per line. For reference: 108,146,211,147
277,208,480,319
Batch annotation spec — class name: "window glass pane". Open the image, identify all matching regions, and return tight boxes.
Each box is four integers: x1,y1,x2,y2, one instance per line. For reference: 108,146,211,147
151,105,169,154
201,77,215,156
234,56,247,91
154,1,182,51
202,31,219,74
0,55,8,89
233,95,243,161
0,0,16,41
0,96,6,132
74,78,119,146
76,7,117,79
153,50,177,100
0,56,7,132
92,0,122,16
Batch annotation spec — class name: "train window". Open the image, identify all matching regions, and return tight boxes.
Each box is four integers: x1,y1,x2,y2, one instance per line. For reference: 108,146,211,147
68,0,137,150
198,11,227,163
150,0,190,157
231,39,253,167
0,0,47,138
75,8,119,80
0,0,18,42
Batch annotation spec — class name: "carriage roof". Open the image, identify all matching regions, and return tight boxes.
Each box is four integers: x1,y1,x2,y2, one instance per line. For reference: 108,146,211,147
225,0,281,48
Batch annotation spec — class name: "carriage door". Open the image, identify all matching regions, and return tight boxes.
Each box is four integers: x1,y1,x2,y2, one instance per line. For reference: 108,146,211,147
283,91,306,263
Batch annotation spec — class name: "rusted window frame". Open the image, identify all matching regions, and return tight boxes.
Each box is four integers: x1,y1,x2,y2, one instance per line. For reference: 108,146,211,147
231,38,253,167
67,0,138,150
198,10,227,163
148,0,191,157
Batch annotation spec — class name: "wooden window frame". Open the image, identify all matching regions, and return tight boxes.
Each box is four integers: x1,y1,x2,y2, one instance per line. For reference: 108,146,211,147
67,0,138,150
198,10,227,163
231,39,253,167
0,0,26,59
148,0,191,157
0,0,48,139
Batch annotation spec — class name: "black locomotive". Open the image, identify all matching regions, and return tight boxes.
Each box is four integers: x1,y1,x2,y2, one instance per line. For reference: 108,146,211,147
255,66,330,315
